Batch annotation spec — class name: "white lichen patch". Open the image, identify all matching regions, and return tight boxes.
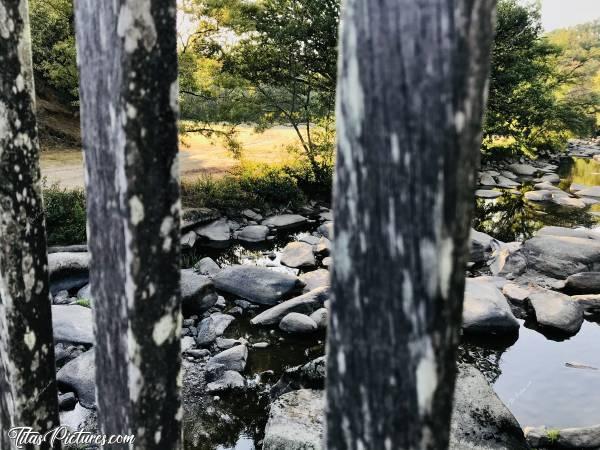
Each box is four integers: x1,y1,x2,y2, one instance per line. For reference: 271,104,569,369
438,237,454,299
0,2,11,39
415,337,437,414
169,80,179,114
117,0,158,53
24,329,36,350
129,195,145,225
333,230,351,281
152,314,176,346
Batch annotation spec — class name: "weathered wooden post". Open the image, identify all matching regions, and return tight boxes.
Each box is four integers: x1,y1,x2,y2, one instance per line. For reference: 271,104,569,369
74,0,182,448
328,0,497,448
0,0,61,447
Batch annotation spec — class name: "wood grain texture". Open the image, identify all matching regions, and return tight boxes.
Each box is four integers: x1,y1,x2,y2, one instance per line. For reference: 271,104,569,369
327,0,497,448
74,0,182,447
0,1,60,448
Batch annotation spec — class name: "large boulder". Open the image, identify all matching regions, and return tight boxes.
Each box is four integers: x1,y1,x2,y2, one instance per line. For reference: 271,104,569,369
262,214,308,230
525,424,600,449
56,349,96,409
508,163,538,176
523,235,600,278
462,278,519,335
180,269,218,315
52,305,94,346
281,242,316,268
300,269,330,292
449,364,529,450
279,313,318,334
470,229,495,263
48,252,90,279
263,389,324,450
490,242,527,278
208,345,248,372
193,257,220,276
564,272,600,294
212,265,304,305
528,288,584,335
236,225,270,243
250,287,328,326
194,218,231,247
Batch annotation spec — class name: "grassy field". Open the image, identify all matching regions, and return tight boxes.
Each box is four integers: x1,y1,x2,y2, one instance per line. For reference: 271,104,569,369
40,125,299,188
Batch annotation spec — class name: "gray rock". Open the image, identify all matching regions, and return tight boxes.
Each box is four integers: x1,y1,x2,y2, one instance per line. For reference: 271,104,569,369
250,287,329,326
309,308,328,329
58,392,77,411
212,265,304,305
528,288,584,335
181,207,221,232
534,181,563,191
571,294,600,312
564,272,600,294
321,257,332,268
270,357,326,399
204,362,226,382
470,229,495,263
508,163,538,176
279,313,318,334
181,336,195,353
216,338,240,350
524,189,553,201
539,172,560,184
576,186,600,198
195,317,217,347
299,269,330,292
236,225,270,243
523,235,600,278
184,348,210,358
210,312,235,335
53,290,70,305
181,230,197,249
48,252,90,279
56,349,96,409
552,195,586,209
462,278,519,335
77,284,92,301
314,237,331,256
298,234,321,245
193,257,220,276
317,222,333,240
500,170,518,180
479,173,497,186
281,241,316,268
524,424,600,449
242,209,263,221
180,269,218,314
208,345,248,372
59,403,96,433
536,226,600,240
490,242,527,278
262,214,308,230
52,305,94,345
206,370,245,392
263,389,324,450
194,218,231,247
495,175,520,188
449,364,529,450
475,189,502,199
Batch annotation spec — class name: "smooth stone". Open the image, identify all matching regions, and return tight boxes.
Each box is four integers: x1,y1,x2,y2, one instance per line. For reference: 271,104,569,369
263,389,324,450
508,163,538,176
195,317,217,347
479,173,497,186
53,290,70,305
523,235,600,278
58,392,77,411
314,237,331,256
552,195,586,209
470,228,495,263
297,234,320,245
210,313,235,335
262,214,308,230
59,403,96,433
194,257,220,276
48,252,90,279
212,265,304,305
564,272,600,294
536,226,600,240
309,308,328,329
216,338,241,350
475,189,502,199
534,181,562,191
56,349,96,409
250,288,329,326
524,425,600,449
321,257,332,268
502,283,531,303
462,278,519,335
208,345,248,372
181,336,195,353
490,242,526,279
571,294,600,312
528,288,584,335
184,348,210,358
181,207,221,232
77,284,92,301
181,269,218,314
206,370,245,393
524,190,553,201
500,170,518,180
237,225,270,243
317,222,333,240
52,305,94,345
495,175,520,188
279,313,318,334
576,186,600,198
319,211,333,221
281,242,316,268
270,357,326,399
242,209,263,221
181,230,197,249
299,269,330,293
194,218,231,246
540,173,560,183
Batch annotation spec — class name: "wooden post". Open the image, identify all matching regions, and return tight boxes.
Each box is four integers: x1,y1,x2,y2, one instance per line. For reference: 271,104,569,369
74,0,182,448
327,0,497,448
0,0,61,448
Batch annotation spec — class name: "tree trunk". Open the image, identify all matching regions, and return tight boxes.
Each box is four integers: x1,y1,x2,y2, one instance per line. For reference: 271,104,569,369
0,0,60,448
74,1,182,448
327,0,496,448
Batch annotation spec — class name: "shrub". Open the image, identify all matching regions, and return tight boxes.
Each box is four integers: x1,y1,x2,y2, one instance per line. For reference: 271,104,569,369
43,183,87,246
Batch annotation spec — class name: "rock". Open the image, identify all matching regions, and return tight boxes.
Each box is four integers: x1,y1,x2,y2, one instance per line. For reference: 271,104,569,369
181,207,221,232
59,403,97,433
262,214,308,230
576,186,600,198
180,269,218,314
534,181,562,191
58,392,77,411
571,294,600,312
48,252,90,279
181,230,197,249
193,257,220,276
536,226,600,240
317,222,333,240
204,362,226,383
524,424,600,449
56,349,96,409
194,218,231,247
528,288,584,335
319,210,333,221
297,234,320,245
184,348,210,358
216,338,240,349
564,272,600,294
539,173,560,184
242,209,263,221
490,242,527,278
462,278,519,335
53,290,70,305
77,284,92,301
236,225,270,243
570,183,588,193
263,389,324,450
314,237,331,256
495,175,520,188
475,189,502,199
501,282,531,303
271,357,326,399
212,265,304,305
250,288,329,326
208,345,248,372
210,312,235,335
500,170,518,180
309,308,328,329
279,313,318,334
321,257,332,268
523,235,600,278
470,229,495,263
479,173,497,186
525,190,553,201
281,241,316,268
449,364,529,450
181,336,195,353
299,269,330,292
195,317,217,347
52,305,94,345
508,163,538,176
552,195,586,209
206,370,245,393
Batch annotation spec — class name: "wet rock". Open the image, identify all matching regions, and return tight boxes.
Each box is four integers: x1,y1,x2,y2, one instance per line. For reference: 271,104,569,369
262,214,308,230
251,287,328,326
181,230,197,249
281,242,316,268
309,308,328,329
528,288,584,335
206,370,245,393
508,163,538,176
194,218,231,247
271,357,326,399
449,364,529,450
242,209,263,221
263,389,324,450
56,349,96,409
236,225,270,243
194,257,220,276
564,272,600,294
475,189,502,199
524,424,600,449
181,269,218,315
210,312,235,335
208,345,248,372
298,234,321,245
279,313,318,334
58,392,77,411
212,265,304,305
576,186,600,198
300,269,330,292
196,317,217,347
317,222,333,240
52,305,94,345
523,235,600,278
462,278,520,335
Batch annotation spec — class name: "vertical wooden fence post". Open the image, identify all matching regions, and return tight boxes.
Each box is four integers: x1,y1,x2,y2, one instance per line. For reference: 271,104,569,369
327,0,496,448
74,0,182,448
0,0,60,447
